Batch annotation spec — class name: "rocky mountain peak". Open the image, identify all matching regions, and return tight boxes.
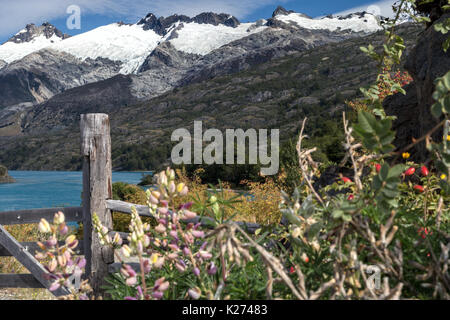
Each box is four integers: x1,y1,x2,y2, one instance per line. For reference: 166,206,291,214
192,12,240,27
272,6,294,17
7,22,70,44
138,11,240,35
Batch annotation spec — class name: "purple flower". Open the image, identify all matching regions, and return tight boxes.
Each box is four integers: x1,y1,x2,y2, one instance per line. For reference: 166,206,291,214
179,202,193,210
169,230,178,240
192,230,205,238
49,281,61,292
193,267,200,277
188,288,201,300
152,291,163,299
183,247,191,256
207,262,218,275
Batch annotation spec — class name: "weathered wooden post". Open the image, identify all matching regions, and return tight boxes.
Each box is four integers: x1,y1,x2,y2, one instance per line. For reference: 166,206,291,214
81,113,114,296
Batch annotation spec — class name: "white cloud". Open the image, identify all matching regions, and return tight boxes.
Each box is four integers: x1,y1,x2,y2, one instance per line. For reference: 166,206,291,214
0,0,287,40
334,0,397,18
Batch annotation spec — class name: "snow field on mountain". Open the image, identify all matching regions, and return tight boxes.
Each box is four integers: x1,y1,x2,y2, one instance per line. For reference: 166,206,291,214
169,22,267,55
51,23,163,74
0,34,63,63
275,13,382,33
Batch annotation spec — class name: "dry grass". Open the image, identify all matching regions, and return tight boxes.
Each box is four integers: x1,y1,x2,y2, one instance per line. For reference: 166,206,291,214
175,168,282,225
0,224,55,300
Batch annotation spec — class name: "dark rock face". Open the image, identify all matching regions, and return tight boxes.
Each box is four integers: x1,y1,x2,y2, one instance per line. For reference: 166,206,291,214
137,12,240,35
384,13,450,162
272,6,294,17
0,164,15,183
138,13,191,35
192,12,240,27
6,22,70,44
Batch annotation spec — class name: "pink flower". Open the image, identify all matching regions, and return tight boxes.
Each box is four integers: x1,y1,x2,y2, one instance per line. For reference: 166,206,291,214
192,230,205,238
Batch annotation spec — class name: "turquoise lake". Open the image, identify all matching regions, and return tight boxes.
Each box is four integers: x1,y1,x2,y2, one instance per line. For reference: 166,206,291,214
0,171,151,212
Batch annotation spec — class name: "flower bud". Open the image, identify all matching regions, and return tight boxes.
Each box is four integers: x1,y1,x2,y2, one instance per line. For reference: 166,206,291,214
149,194,159,205
168,252,179,260
207,262,217,275
175,262,186,272
143,259,151,273
59,224,69,236
65,235,76,246
46,236,57,248
188,287,201,300
176,183,185,194
48,258,57,272
151,191,161,199
199,250,212,260
169,230,178,239
121,245,132,258
182,210,197,220
38,219,51,234
57,254,67,267
168,169,175,180
113,233,123,245
49,281,61,292
183,247,191,256
155,224,167,234
192,230,205,238
53,212,65,225
158,281,169,292
168,181,176,194
159,172,168,186
193,267,200,277
126,277,137,286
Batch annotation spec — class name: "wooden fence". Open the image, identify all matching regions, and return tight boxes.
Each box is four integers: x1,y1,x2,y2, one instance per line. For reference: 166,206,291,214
0,113,260,298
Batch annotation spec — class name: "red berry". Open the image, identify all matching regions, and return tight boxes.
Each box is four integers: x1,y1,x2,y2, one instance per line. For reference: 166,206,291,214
413,185,424,193
342,177,352,183
375,163,381,173
347,194,354,201
404,167,415,176
289,266,295,274
420,166,429,177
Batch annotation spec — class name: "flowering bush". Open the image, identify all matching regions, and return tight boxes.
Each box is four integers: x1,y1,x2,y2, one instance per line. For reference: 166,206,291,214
33,1,449,300
35,212,92,300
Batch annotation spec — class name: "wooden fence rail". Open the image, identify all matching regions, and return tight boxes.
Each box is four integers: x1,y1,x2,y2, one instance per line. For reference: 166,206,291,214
0,113,263,298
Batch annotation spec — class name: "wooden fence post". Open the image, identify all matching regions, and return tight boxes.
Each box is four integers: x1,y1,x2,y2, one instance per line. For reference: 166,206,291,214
81,113,114,296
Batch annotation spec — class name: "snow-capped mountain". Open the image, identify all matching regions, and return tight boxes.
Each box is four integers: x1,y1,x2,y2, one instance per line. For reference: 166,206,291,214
272,11,382,33
0,8,383,75
0,23,69,63
0,6,390,136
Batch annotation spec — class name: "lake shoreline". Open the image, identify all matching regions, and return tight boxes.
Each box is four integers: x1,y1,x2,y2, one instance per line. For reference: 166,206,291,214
0,171,150,212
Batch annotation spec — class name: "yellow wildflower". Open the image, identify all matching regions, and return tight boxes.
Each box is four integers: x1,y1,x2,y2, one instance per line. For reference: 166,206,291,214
402,152,410,159
441,174,447,180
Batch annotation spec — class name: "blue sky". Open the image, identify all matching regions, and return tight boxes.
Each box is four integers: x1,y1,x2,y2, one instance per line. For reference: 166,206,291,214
0,0,397,44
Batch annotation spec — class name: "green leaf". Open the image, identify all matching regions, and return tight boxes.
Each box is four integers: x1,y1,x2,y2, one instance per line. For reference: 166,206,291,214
307,222,323,240
431,102,443,118
358,111,375,133
388,164,406,178
379,163,389,181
